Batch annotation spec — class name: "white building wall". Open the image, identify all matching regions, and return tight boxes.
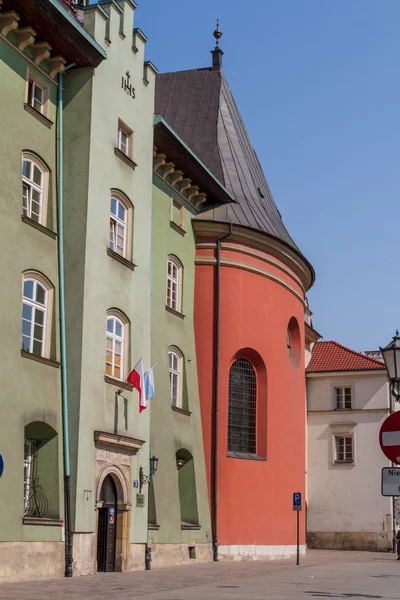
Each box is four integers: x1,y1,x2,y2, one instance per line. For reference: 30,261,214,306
307,371,393,550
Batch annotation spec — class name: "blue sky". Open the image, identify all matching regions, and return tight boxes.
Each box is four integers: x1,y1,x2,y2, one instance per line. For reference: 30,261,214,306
136,0,400,352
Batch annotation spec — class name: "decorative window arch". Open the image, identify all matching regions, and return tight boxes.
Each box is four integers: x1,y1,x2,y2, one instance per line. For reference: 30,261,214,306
228,358,257,454
166,255,183,312
168,346,183,407
22,152,49,225
22,271,53,358
287,317,301,367
106,310,129,381
109,190,133,259
176,449,199,526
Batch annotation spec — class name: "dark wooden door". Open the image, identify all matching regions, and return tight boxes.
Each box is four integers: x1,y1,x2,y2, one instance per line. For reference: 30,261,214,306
97,476,117,572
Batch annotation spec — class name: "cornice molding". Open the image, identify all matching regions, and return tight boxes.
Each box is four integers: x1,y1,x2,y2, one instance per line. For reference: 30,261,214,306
193,220,314,291
195,255,305,306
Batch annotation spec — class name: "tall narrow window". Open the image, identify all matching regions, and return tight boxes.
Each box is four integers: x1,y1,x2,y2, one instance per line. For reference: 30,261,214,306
116,119,133,159
28,79,44,113
334,387,352,410
109,196,127,256
106,312,127,381
25,71,50,118
169,348,182,407
228,358,257,454
22,157,44,223
167,256,182,312
22,275,51,357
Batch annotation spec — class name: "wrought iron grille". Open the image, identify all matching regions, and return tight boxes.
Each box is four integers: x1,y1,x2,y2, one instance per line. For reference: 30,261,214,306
228,359,257,453
24,438,49,518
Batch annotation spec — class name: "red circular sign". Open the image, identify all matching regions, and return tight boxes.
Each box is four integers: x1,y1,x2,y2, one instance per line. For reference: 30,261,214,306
379,412,400,463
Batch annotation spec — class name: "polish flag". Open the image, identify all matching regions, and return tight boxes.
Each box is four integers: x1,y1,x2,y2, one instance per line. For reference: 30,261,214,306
127,359,146,412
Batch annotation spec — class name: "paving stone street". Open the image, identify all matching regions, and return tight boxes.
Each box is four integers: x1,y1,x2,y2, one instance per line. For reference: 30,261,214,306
1,550,400,600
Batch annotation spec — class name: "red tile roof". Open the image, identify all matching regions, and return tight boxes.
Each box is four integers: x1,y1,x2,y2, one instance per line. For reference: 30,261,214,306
307,341,386,373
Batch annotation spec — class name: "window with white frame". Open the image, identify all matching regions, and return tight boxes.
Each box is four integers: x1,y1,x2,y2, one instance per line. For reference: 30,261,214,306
25,71,49,117
106,313,126,380
334,386,352,410
169,348,182,407
117,120,133,157
167,256,182,312
109,195,127,256
335,436,353,463
22,275,51,357
22,156,46,224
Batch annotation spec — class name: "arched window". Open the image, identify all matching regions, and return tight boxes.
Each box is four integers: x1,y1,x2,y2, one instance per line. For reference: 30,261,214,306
287,329,292,356
22,153,48,225
109,191,132,259
287,317,300,367
176,449,199,526
228,358,257,454
24,421,59,519
166,256,182,312
22,272,52,357
106,311,128,381
169,348,183,407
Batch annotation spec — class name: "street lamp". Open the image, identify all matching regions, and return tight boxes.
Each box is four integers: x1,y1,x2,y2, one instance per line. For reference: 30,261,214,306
139,455,159,493
380,331,400,402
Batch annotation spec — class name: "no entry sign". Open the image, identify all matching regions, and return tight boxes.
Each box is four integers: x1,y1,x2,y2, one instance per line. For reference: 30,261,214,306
379,412,400,463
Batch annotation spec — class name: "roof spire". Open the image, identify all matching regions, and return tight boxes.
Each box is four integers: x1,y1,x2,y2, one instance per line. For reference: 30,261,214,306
211,18,224,71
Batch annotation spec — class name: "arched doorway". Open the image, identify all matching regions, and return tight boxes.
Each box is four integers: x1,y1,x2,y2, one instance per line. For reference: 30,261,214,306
97,475,118,572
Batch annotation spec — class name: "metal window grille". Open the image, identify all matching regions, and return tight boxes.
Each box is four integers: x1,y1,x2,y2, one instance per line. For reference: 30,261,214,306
228,358,257,453
24,438,49,517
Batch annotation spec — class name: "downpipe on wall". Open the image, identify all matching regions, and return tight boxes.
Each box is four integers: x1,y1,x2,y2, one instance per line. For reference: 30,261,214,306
211,223,232,562
57,64,75,578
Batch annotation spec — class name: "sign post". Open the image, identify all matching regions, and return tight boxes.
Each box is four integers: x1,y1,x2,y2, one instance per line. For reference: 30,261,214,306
293,492,302,566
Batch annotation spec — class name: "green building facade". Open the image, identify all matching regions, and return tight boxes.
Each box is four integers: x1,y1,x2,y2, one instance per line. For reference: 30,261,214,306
148,119,232,566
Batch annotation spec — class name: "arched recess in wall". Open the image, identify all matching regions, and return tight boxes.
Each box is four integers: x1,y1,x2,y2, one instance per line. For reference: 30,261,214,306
228,348,268,459
148,480,157,527
176,449,199,526
287,316,301,368
24,421,59,519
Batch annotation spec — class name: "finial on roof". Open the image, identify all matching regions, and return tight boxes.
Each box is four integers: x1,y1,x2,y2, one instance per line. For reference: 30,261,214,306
213,19,222,46
211,18,224,71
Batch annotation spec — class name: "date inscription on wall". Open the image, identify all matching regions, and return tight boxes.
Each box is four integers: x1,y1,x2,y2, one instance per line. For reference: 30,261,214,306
122,71,135,99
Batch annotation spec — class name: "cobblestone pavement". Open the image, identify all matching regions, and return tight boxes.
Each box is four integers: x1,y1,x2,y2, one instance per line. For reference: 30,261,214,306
1,550,400,600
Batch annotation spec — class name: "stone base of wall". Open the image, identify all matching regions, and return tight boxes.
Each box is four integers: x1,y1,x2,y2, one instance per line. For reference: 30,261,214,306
307,531,393,552
148,542,213,568
218,544,306,561
127,543,146,571
0,542,64,582
73,533,96,576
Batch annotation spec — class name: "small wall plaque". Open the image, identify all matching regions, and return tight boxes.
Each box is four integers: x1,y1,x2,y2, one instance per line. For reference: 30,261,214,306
136,493,145,508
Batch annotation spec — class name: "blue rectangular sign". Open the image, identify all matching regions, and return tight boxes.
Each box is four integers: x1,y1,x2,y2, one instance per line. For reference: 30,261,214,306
293,492,302,511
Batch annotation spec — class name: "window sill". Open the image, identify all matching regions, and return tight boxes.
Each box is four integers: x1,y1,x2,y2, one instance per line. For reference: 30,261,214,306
24,103,53,128
227,451,266,461
172,405,192,417
334,408,352,411
181,522,201,531
114,147,137,170
23,517,63,526
148,523,160,531
22,215,57,239
165,305,185,319
21,350,60,368
107,248,136,271
104,375,132,391
334,460,354,465
170,221,186,236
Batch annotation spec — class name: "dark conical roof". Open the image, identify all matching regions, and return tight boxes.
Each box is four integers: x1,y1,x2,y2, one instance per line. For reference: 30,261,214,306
155,66,300,252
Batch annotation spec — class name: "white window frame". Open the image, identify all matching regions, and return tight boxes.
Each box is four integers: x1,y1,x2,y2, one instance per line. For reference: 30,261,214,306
117,119,133,158
169,348,183,408
334,435,354,463
22,272,52,358
334,386,352,410
167,256,182,312
109,195,127,257
22,152,49,226
25,70,50,118
106,312,128,381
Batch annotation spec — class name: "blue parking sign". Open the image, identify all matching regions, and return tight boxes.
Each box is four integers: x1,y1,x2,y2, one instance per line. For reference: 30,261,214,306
293,492,302,511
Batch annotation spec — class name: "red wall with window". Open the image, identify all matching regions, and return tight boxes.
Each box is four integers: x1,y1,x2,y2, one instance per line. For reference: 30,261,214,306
194,234,308,551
